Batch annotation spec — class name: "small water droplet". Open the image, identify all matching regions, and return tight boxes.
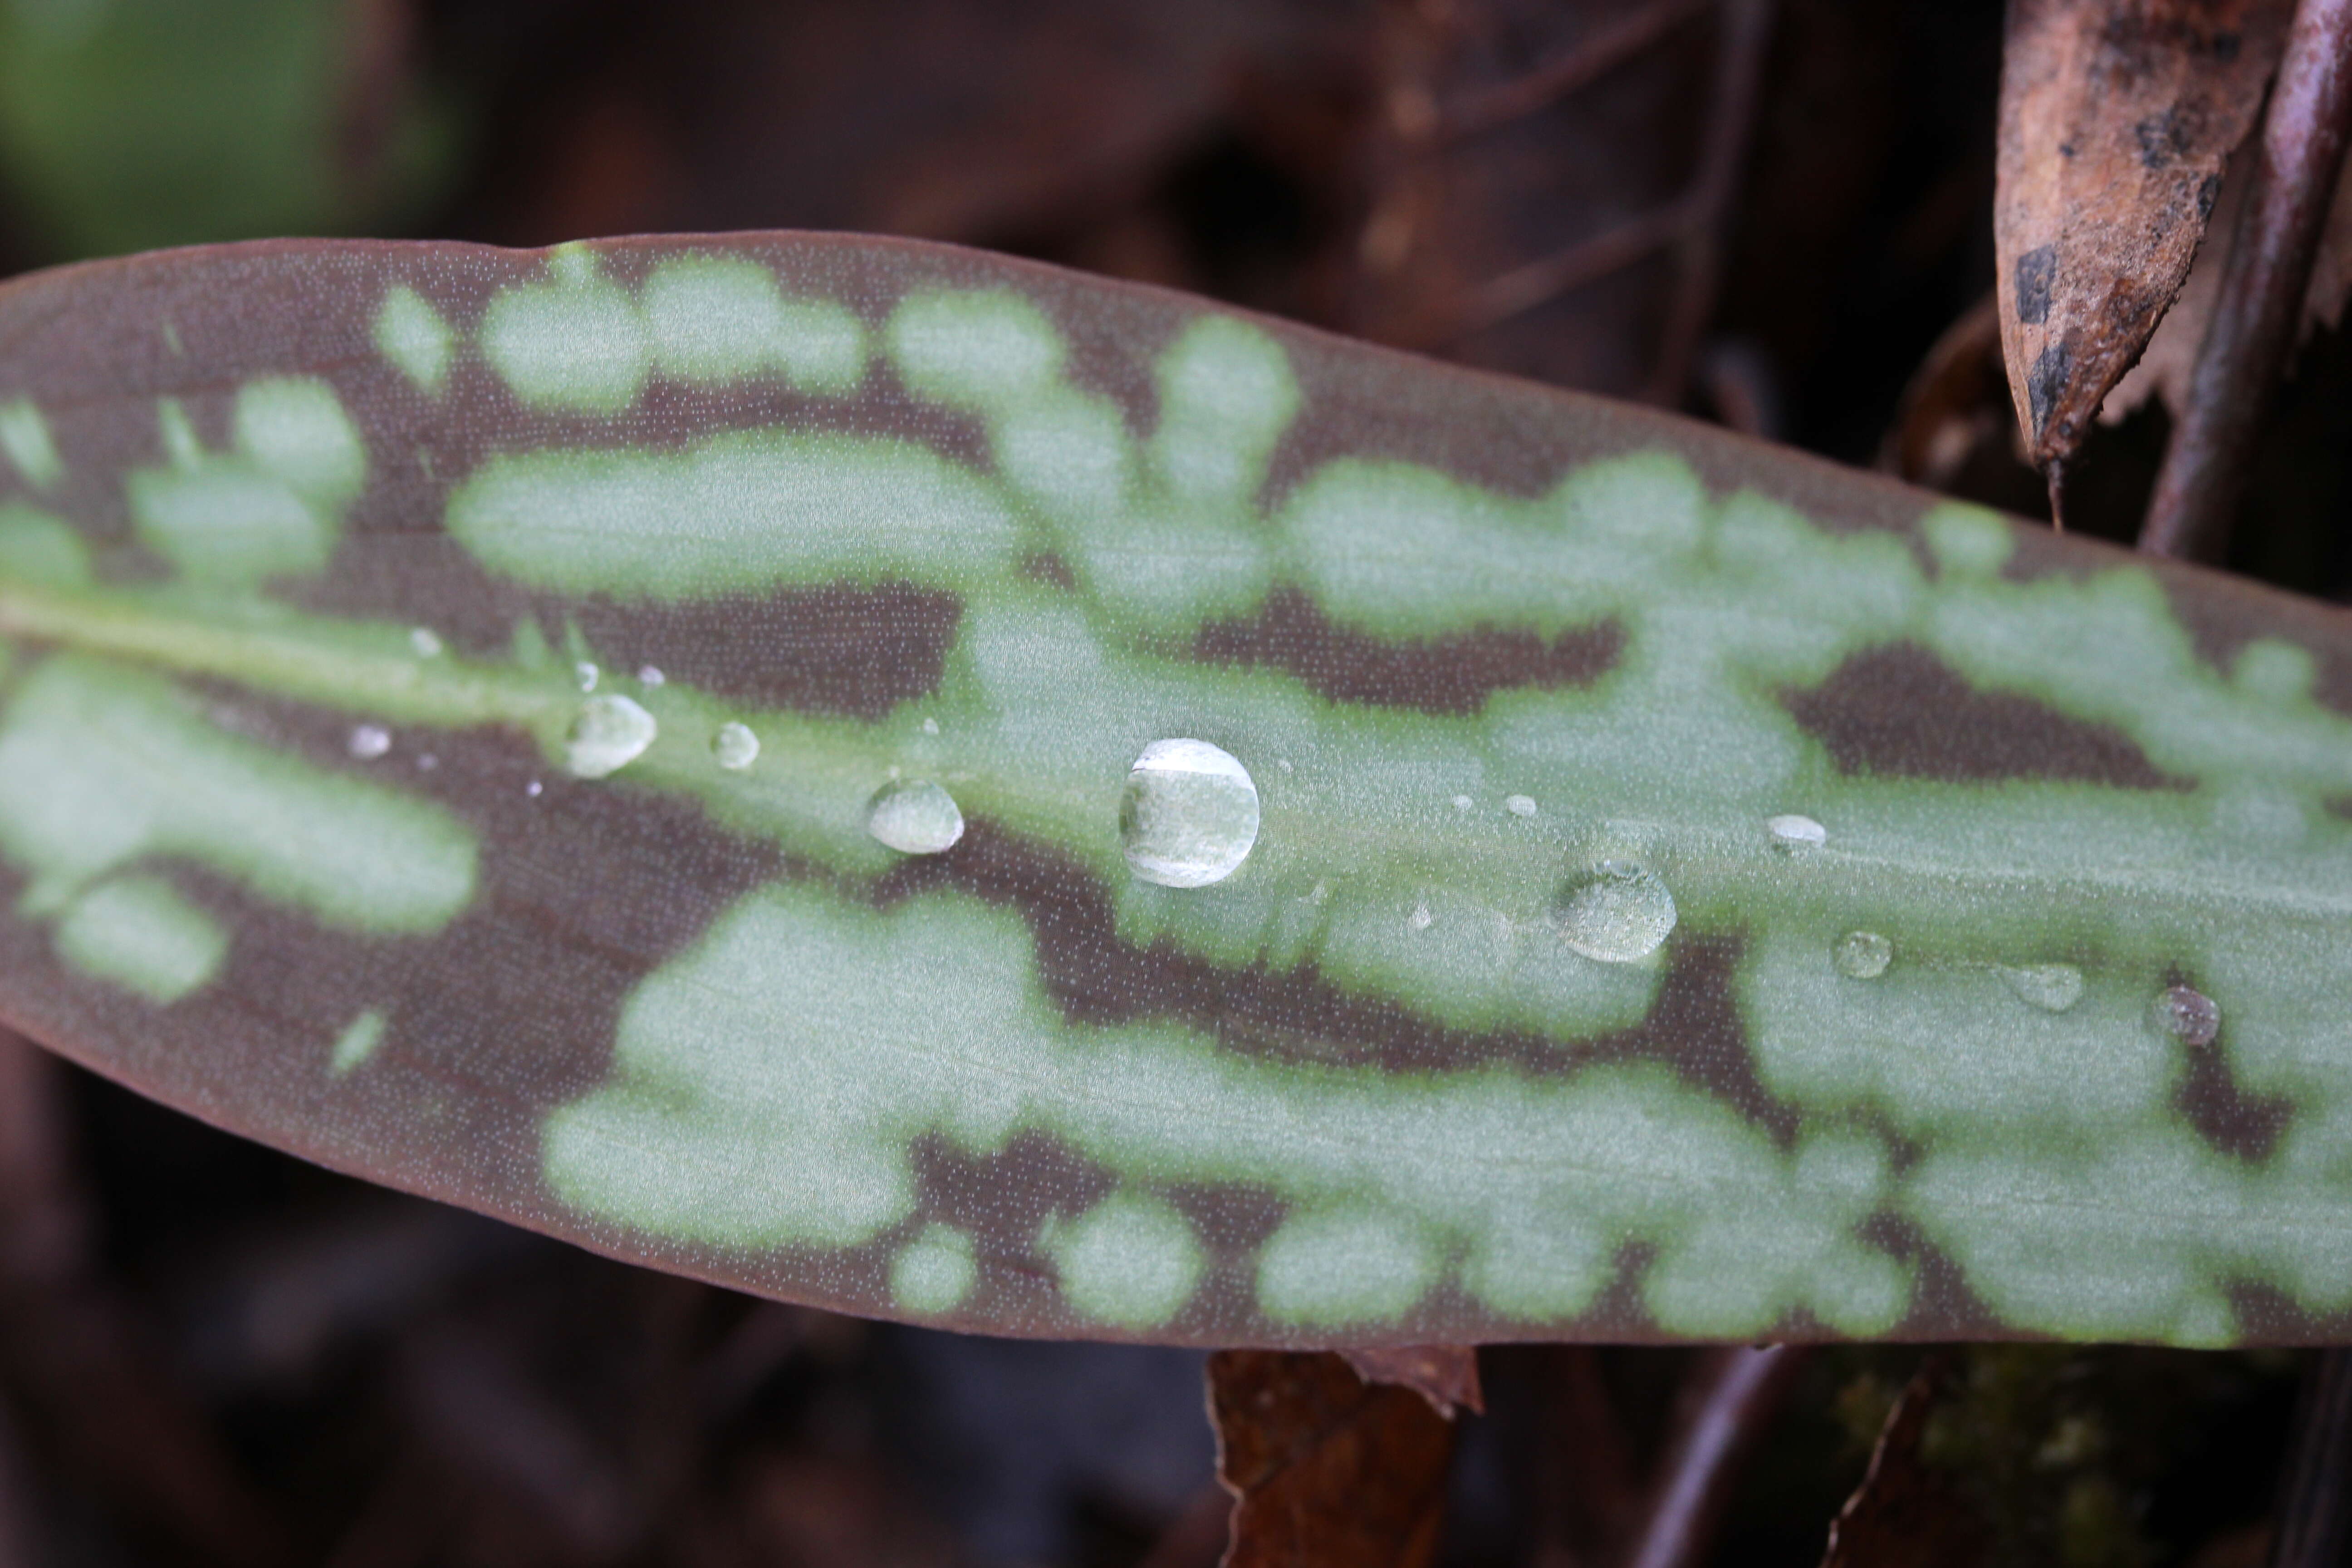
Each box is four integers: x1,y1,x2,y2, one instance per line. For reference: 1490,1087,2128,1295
1767,813,1827,850
921,716,940,735
2000,962,2084,1013
1557,862,1676,963
866,779,965,854
1833,930,1893,980
711,722,760,770
2150,984,2220,1047
526,779,544,797
347,724,391,760
1277,759,1294,773
565,694,657,778
1451,795,1474,812
575,661,600,692
1506,794,1538,817
637,664,666,687
408,627,444,658
1407,901,1433,931
1120,739,1261,888
416,752,439,771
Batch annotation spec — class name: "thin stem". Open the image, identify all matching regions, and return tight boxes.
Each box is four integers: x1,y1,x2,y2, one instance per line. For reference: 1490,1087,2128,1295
1620,1344,1810,1568
2139,0,2352,560
1646,0,1776,407
2268,1349,2352,1568
1441,0,1714,143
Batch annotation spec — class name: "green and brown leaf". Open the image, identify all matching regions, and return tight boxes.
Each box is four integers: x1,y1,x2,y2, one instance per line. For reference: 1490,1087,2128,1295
2,232,2350,1350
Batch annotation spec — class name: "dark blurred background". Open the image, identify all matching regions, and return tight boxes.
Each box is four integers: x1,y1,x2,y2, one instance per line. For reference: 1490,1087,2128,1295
0,2,2337,1564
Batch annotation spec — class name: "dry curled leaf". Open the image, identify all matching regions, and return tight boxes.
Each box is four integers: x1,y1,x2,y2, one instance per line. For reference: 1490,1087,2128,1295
1209,1350,1454,1568
1819,1357,1985,1568
1336,1345,1483,1418
2103,142,2352,423
1996,0,2291,471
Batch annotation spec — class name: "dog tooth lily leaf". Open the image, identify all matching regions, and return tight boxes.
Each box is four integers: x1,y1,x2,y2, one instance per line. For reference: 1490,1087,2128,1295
3,234,2351,1348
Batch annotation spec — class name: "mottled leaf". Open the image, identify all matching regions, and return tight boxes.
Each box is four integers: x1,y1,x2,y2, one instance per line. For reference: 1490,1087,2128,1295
5,233,2352,1349
1996,0,2290,471
1208,1349,1452,1568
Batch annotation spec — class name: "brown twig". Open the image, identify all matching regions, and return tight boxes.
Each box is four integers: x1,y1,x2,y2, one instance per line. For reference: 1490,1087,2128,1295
1440,0,1714,142
2267,1349,2352,1568
1453,198,1702,338
1620,1345,1811,1568
1647,0,1776,406
2139,0,2352,560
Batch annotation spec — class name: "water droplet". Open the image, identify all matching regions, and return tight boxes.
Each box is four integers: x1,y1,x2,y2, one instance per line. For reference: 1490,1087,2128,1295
2150,984,2220,1047
866,779,965,854
1506,794,1538,817
1407,901,1433,931
565,694,657,778
525,779,544,797
921,716,940,735
1833,930,1893,980
1767,813,1826,850
1557,862,1676,963
711,721,760,771
1451,795,1473,812
416,752,439,771
408,627,444,658
574,661,600,692
1277,759,1294,773
1119,739,1261,888
347,724,391,760
1999,962,2084,1013
637,664,666,687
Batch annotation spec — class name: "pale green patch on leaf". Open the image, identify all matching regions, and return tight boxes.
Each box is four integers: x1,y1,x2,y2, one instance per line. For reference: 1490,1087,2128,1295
373,284,454,397
1256,1205,1438,1329
890,1223,978,1315
0,656,478,932
642,255,867,394
1046,1193,1206,1328
53,873,227,1004
0,397,61,490
445,432,1020,599
328,1008,388,1078
0,504,90,587
128,379,364,586
887,288,1065,413
481,252,650,415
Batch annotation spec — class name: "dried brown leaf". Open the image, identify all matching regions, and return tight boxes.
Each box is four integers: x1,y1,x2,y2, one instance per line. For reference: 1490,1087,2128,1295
1335,1345,1484,1418
2104,139,2352,423
1996,0,2292,469
1819,1357,1986,1568
1208,1350,1454,1568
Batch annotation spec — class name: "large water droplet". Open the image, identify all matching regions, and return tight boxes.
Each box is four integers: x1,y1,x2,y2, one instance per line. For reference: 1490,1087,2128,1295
347,724,391,760
1557,862,1676,963
1767,813,1826,850
866,779,965,854
1833,930,1893,980
2000,962,2084,1013
711,721,760,771
2150,984,2220,1047
565,694,657,778
1120,739,1260,888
